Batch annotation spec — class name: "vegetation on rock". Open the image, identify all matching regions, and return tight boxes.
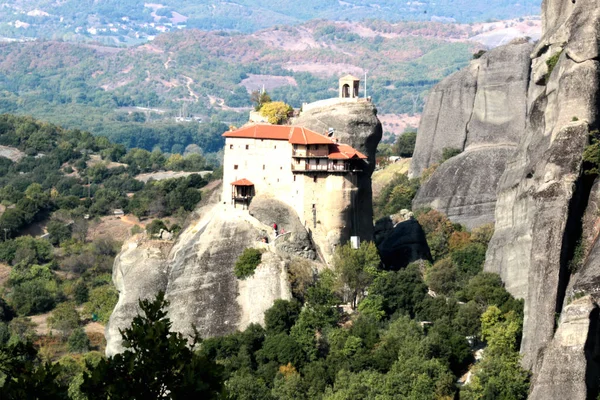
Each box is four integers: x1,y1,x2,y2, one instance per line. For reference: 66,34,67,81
234,248,265,279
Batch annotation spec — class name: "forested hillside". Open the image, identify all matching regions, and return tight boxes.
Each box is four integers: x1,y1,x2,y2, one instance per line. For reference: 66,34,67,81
0,114,219,394
0,20,483,152
1,0,540,39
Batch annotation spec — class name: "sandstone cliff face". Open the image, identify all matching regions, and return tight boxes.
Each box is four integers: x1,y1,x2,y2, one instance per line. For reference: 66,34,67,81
484,1,600,382
105,238,171,356
411,41,532,227
528,295,600,400
293,100,382,243
105,200,294,353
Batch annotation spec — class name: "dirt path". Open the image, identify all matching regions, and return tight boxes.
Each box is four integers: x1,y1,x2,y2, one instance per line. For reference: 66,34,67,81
182,75,199,100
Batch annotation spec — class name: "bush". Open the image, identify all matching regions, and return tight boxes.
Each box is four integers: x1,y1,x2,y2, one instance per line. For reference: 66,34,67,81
83,285,118,324
48,302,80,338
74,281,89,304
146,219,168,236
47,220,72,246
11,278,57,315
234,248,263,279
264,299,302,334
68,328,91,353
441,147,462,162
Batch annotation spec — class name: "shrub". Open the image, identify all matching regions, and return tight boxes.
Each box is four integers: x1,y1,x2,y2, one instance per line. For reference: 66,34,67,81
11,278,57,315
545,50,562,82
234,248,264,279
259,101,293,125
146,219,167,236
74,281,89,304
68,328,91,353
48,302,80,338
420,163,439,184
441,147,462,162
83,285,118,323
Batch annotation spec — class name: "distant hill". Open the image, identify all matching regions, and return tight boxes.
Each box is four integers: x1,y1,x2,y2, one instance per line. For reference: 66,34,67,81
0,0,541,42
0,19,493,151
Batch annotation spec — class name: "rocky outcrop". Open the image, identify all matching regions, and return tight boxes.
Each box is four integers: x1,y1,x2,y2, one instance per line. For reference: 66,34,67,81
528,296,600,400
375,217,431,270
106,201,295,353
105,238,171,356
249,196,316,260
294,100,382,242
409,41,532,178
485,0,600,379
411,41,532,227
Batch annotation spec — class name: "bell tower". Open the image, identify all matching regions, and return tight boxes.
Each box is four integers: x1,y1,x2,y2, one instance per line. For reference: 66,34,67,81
339,74,360,99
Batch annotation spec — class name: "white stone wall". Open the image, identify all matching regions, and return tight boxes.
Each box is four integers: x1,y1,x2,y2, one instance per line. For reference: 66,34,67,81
222,136,359,261
222,137,296,208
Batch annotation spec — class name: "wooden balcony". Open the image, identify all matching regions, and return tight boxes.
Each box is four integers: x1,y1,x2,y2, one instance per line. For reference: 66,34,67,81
292,148,329,158
291,162,351,173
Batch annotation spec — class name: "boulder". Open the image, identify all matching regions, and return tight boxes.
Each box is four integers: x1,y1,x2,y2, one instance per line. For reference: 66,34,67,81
249,195,316,260
106,202,295,353
377,218,431,270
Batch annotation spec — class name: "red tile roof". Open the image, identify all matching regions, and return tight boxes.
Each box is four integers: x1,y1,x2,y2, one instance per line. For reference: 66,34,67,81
288,126,334,145
230,178,254,186
224,124,366,162
328,144,368,160
223,124,333,145
223,124,291,141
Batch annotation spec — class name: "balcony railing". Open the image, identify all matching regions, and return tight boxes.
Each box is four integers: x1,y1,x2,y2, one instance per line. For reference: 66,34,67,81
291,162,350,172
292,148,329,158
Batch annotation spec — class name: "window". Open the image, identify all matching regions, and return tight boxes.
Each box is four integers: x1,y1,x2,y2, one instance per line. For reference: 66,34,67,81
280,166,282,170
313,176,317,183
263,165,265,170
316,159,320,165
245,145,249,150
293,144,298,150
229,144,233,149
274,145,277,149
294,176,296,182
234,165,238,170
296,159,300,164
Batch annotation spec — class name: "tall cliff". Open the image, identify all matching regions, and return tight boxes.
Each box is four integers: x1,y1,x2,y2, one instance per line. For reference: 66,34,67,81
410,40,532,228
408,0,600,396
484,1,600,397
106,197,296,355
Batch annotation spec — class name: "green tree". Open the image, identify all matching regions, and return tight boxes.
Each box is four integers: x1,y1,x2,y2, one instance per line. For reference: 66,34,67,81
461,306,530,400
234,248,263,279
48,302,80,339
81,291,224,399
393,130,417,157
47,220,72,246
68,328,91,353
264,299,302,334
0,340,68,398
333,241,380,309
